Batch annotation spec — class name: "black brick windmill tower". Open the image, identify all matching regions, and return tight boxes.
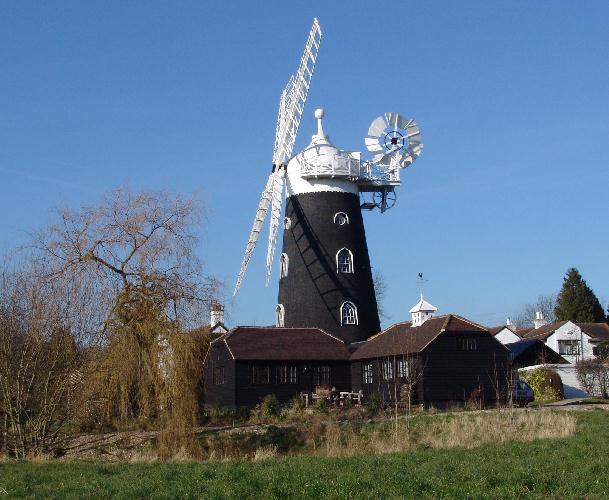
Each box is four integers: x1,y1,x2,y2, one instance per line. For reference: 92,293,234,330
233,19,423,345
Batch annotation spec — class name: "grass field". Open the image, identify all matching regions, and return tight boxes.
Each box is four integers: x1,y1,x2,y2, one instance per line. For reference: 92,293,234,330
1,409,608,499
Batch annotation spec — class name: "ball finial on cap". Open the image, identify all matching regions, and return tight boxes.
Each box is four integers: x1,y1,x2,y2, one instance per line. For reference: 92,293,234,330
314,108,324,119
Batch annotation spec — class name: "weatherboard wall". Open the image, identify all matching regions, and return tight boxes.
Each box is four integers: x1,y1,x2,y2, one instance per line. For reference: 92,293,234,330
277,191,380,344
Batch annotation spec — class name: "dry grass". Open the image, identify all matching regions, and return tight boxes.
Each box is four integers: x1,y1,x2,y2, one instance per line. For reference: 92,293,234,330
253,445,278,461
320,410,576,458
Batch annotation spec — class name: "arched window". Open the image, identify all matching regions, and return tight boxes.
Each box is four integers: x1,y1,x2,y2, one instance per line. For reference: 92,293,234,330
275,304,285,327
284,217,291,230
341,301,358,325
333,212,349,225
336,248,354,273
280,253,289,278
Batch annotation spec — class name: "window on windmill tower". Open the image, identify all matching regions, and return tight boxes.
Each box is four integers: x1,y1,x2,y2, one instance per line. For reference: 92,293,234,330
284,217,291,229
336,248,354,273
334,212,349,225
341,301,358,325
280,253,289,278
275,304,285,327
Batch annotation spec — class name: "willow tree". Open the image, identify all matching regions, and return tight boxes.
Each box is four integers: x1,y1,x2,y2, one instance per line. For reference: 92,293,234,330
34,188,220,430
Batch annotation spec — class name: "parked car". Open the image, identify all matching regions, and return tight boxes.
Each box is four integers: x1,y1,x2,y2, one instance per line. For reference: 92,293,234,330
513,379,535,407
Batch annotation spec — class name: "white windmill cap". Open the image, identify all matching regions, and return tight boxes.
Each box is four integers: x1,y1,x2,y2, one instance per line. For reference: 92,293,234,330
285,109,359,197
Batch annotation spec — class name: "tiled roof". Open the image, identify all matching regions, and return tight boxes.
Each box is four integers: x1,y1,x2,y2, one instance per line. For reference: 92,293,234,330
350,314,489,361
518,321,568,340
216,326,351,361
578,323,609,341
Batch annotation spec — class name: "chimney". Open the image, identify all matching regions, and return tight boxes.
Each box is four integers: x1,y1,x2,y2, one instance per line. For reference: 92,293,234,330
210,301,224,328
506,318,514,329
533,311,548,329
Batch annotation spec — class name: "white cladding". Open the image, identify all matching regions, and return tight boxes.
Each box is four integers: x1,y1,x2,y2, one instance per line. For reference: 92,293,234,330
285,109,359,197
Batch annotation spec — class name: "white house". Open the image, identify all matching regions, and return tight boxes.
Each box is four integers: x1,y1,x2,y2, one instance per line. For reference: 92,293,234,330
489,318,527,345
518,321,609,398
520,321,609,364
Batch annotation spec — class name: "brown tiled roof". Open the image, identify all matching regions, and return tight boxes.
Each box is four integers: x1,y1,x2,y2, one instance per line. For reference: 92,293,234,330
217,326,351,361
350,314,489,361
519,321,568,341
487,326,531,338
578,323,609,341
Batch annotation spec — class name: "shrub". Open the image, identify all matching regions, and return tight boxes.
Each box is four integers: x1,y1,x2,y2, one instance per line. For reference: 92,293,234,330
313,397,328,414
260,394,280,419
522,368,562,402
576,359,609,397
365,394,383,415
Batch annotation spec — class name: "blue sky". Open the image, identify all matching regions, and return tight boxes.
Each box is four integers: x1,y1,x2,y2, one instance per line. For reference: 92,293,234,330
2,1,608,328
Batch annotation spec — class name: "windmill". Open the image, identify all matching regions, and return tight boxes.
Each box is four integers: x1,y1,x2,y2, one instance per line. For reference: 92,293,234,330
234,19,424,343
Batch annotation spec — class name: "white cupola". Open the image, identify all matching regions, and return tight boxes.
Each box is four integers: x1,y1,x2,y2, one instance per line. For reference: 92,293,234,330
409,294,437,327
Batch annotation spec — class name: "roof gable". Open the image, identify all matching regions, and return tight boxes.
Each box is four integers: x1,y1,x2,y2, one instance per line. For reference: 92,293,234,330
219,326,351,361
351,314,490,361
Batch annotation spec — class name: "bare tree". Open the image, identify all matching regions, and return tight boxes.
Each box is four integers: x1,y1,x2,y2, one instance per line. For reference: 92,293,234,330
373,269,389,323
0,257,95,457
512,294,556,329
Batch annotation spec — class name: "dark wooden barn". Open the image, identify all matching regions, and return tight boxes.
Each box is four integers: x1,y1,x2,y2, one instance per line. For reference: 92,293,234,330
350,315,511,407
203,326,351,409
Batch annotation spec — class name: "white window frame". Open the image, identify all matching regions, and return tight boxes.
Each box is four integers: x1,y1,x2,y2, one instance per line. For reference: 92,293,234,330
363,363,373,384
336,248,354,274
280,253,289,278
333,212,349,225
382,359,394,381
275,304,285,327
340,301,358,326
284,217,291,229
397,359,409,379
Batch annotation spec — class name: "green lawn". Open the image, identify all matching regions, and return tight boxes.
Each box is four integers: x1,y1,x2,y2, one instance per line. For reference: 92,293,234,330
1,410,608,499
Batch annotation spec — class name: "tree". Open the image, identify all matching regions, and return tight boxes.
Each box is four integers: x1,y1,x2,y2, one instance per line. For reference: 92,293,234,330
372,270,389,324
32,188,220,430
512,294,556,329
0,258,91,457
554,268,604,323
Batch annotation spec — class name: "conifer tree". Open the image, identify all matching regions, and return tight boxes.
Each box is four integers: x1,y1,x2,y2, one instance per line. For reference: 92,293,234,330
554,268,605,322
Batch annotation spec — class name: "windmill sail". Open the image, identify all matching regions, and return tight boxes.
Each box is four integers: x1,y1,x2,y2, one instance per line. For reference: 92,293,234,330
233,173,275,296
233,18,322,296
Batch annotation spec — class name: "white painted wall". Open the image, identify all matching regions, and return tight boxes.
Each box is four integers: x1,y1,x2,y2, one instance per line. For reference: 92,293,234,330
544,321,595,364
495,328,521,345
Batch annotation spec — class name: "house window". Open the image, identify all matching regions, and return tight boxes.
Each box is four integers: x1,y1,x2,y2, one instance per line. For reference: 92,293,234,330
334,212,349,225
280,253,289,278
457,337,478,351
558,340,580,355
279,366,297,384
284,217,291,229
213,366,225,385
397,359,409,379
252,365,270,384
275,304,285,327
313,366,331,386
336,248,354,273
363,363,373,384
382,359,394,381
340,301,358,325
